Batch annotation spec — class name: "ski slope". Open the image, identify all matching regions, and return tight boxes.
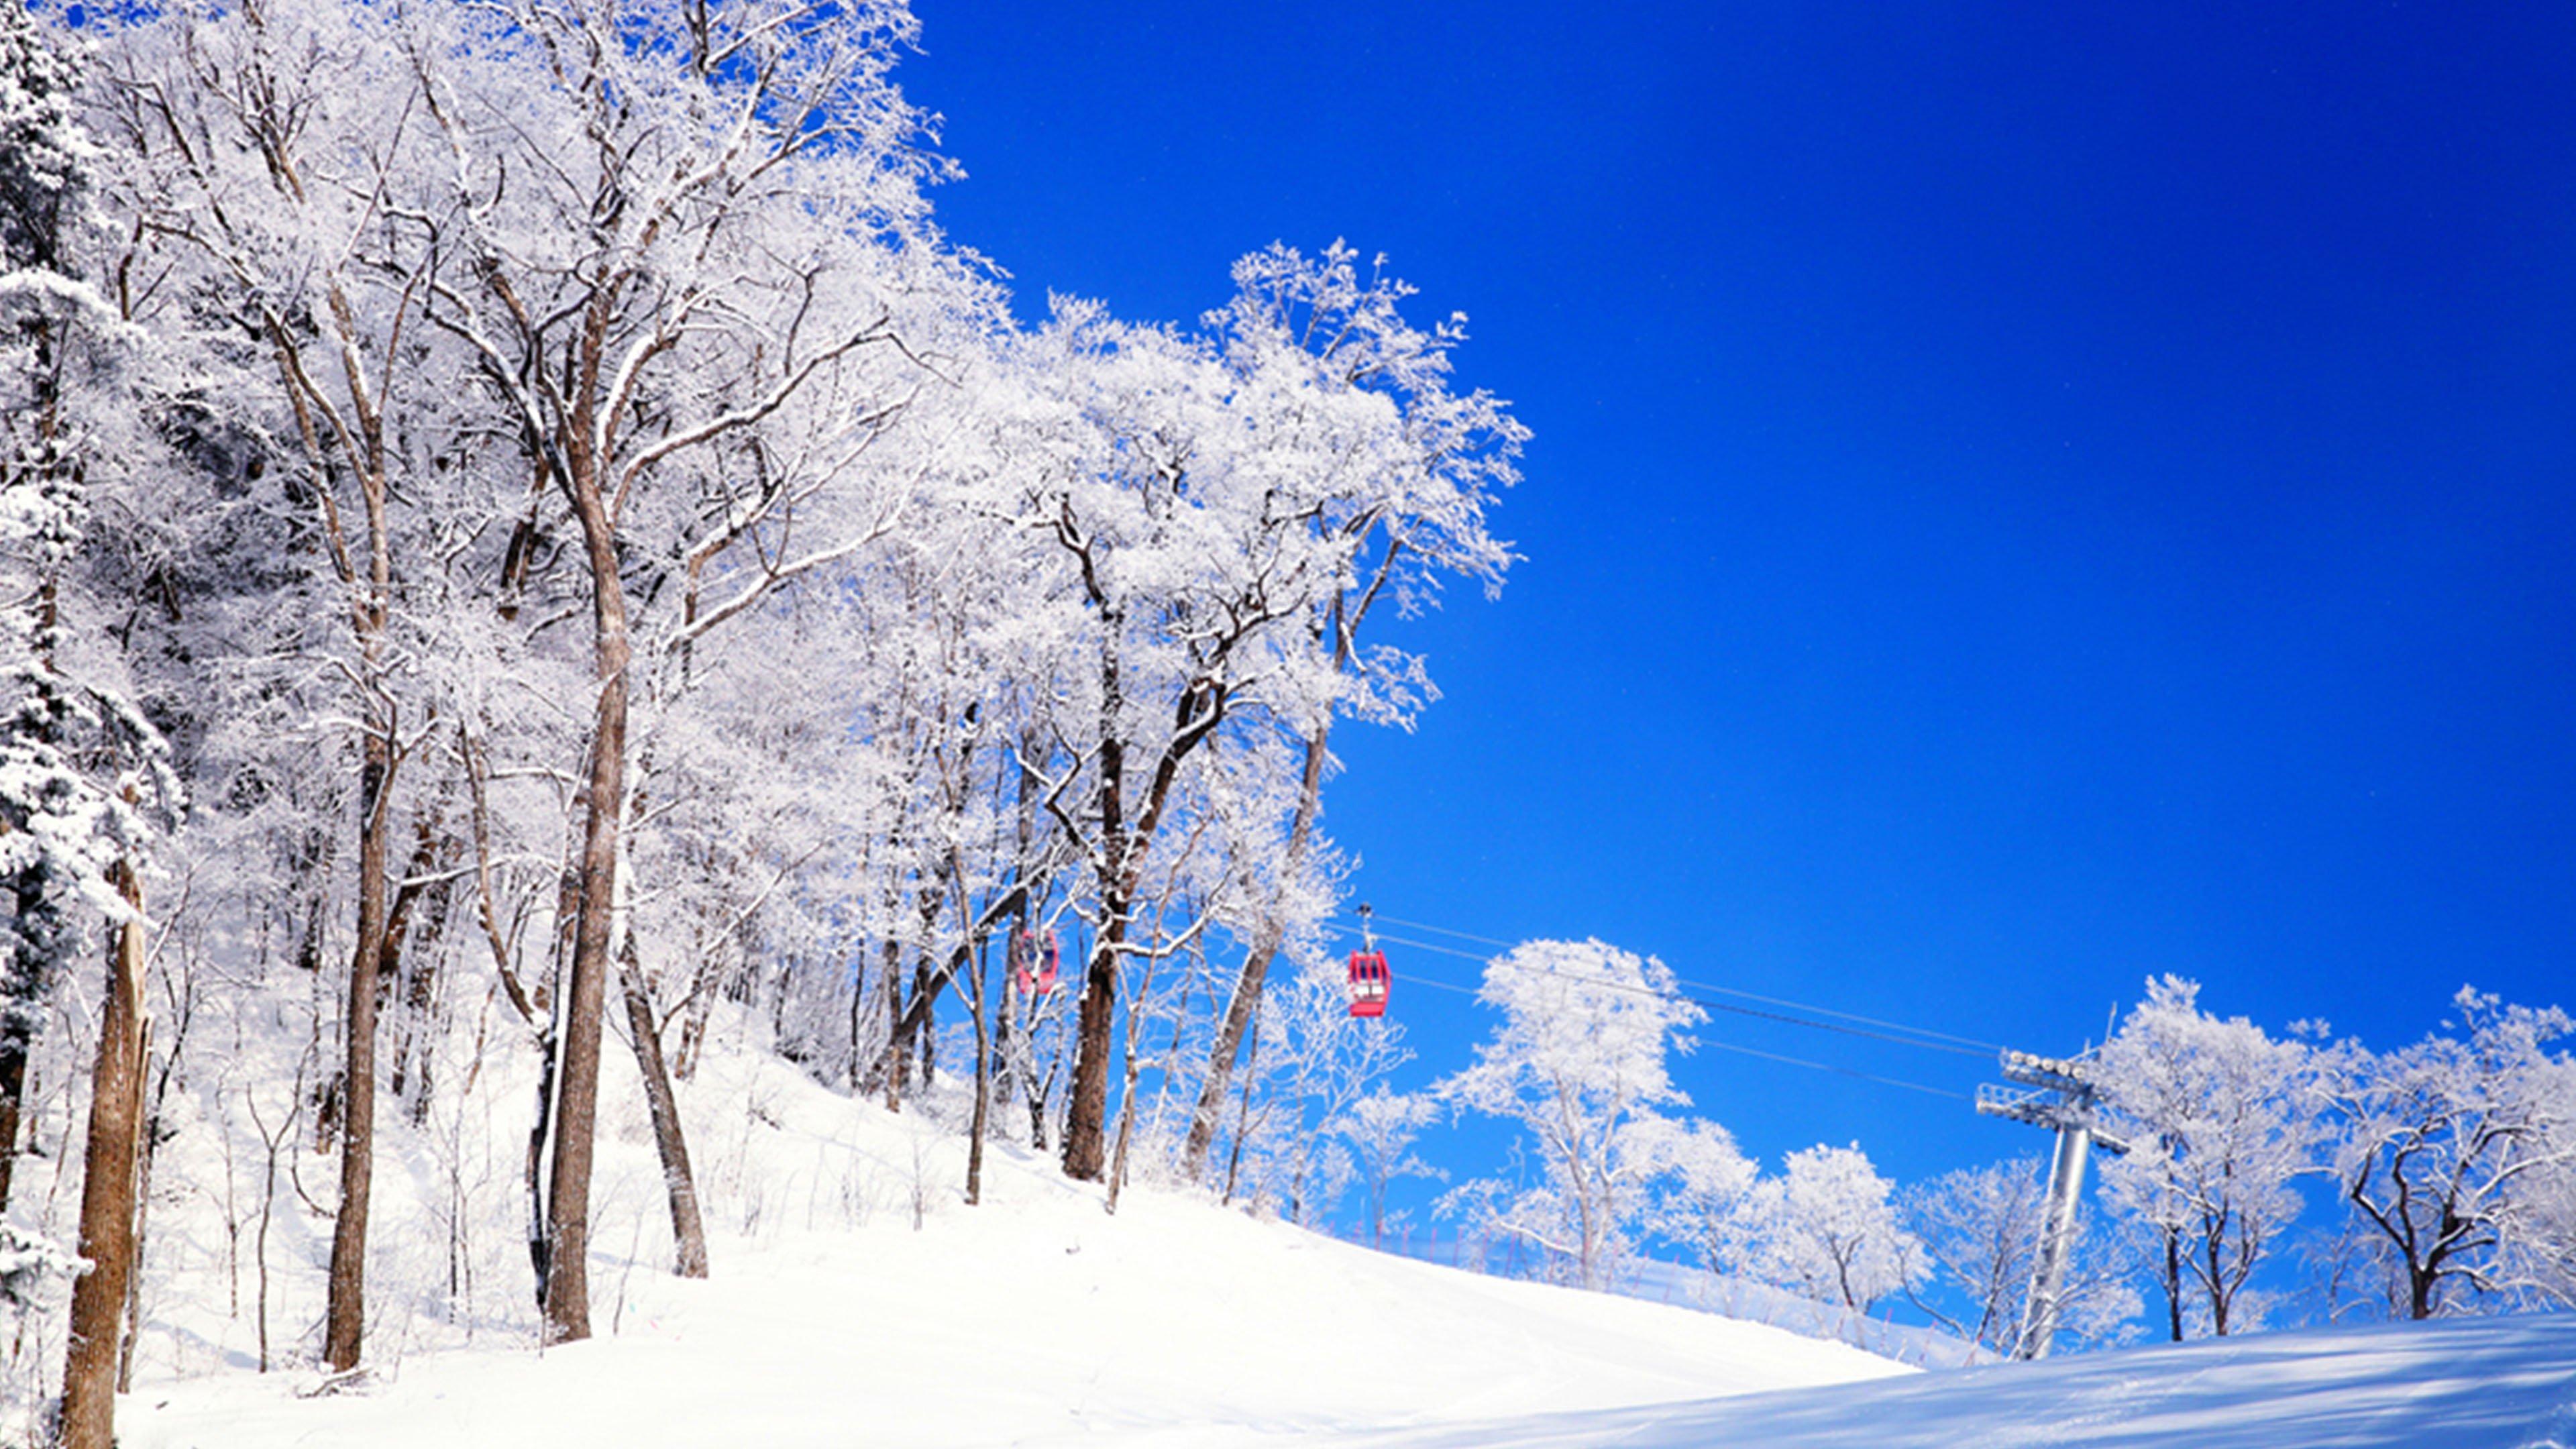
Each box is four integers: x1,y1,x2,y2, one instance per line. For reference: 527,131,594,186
1318,1314,2576,1448
124,1183,1906,1448
113,1046,1904,1448
103,1042,2576,1448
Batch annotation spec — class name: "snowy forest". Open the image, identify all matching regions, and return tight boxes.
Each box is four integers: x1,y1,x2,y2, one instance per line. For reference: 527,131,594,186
1,0,2573,1444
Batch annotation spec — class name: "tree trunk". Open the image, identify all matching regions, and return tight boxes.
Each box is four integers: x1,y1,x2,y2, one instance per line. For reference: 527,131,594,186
914,957,935,1087
619,941,708,1277
60,859,147,1449
1104,949,1157,1216
523,1010,560,1306
543,476,632,1344
2163,1230,2184,1341
1061,659,1130,1185
879,928,903,1110
1222,1019,1261,1205
0,1044,24,1213
1183,727,1328,1181
386,820,454,1119
324,729,396,1370
2204,1226,2230,1336
964,936,990,1207
1061,912,1125,1181
847,952,868,1093
117,1020,156,1395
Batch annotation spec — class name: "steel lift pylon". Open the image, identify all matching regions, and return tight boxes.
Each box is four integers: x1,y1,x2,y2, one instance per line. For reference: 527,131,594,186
1975,1049,2129,1359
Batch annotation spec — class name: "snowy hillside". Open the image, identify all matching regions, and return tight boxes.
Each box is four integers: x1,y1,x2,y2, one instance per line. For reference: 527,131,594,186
115,1044,1904,1448
1316,1315,2576,1449
98,1034,2576,1448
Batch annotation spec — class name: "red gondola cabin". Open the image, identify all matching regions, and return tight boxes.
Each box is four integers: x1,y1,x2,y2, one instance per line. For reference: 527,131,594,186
1014,930,1060,996
1346,949,1390,1018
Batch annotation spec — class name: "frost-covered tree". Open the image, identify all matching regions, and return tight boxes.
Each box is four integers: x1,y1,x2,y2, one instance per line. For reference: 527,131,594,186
1902,1156,2139,1356
0,11,183,1443
2095,975,2322,1339
0,0,1532,1393
1650,1116,1757,1277
1181,244,1521,1183
2322,988,2576,1318
1020,305,1338,1181
87,0,524,1366
1339,1085,1442,1247
1436,938,1705,1288
0,0,102,1212
1212,956,1410,1223
394,0,971,1342
1735,1143,1922,1313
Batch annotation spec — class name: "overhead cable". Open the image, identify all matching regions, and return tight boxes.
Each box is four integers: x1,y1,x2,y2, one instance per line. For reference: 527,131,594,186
1361,910,2004,1054
1322,920,1993,1059
1381,959,1972,1102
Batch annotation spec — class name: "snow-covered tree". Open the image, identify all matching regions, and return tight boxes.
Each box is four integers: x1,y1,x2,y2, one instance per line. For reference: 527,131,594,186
389,0,972,1342
0,12,184,1442
0,0,1537,1399
1214,957,1411,1224
1735,1143,1922,1313
1436,938,1705,1288
88,0,529,1366
0,0,93,1211
1181,243,1522,1182
1650,1116,1757,1277
2095,975,2322,1338
2322,988,2576,1318
1016,303,1348,1182
1902,1156,2139,1356
1340,1085,1443,1246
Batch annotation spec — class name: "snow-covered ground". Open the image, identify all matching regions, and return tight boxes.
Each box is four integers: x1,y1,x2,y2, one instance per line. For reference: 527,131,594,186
82,1030,2576,1448
1318,1314,2576,1448
117,1065,1901,1448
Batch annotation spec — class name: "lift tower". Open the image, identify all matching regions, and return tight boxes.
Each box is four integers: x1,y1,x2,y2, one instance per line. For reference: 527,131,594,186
1974,1049,2129,1359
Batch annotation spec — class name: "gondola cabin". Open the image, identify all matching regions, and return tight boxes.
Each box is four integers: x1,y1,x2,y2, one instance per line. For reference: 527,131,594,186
1346,949,1390,1018
1014,930,1060,996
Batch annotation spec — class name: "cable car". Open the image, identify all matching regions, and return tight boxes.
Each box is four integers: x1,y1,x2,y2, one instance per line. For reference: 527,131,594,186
1346,948,1390,1018
1014,929,1060,996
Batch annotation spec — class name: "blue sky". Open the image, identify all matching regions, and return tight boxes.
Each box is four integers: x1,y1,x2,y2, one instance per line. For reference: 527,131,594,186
904,3,2576,1201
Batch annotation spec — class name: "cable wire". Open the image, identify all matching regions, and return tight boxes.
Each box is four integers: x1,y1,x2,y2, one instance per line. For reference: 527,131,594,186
1362,910,2004,1055
1380,957,1972,1102
1323,920,1994,1059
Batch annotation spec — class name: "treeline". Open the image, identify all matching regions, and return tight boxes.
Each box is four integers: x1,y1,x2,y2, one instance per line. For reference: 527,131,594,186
0,0,1519,1438
1421,946,2576,1360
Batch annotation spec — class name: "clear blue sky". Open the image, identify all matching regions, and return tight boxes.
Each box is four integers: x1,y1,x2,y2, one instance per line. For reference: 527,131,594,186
904,3,2576,1195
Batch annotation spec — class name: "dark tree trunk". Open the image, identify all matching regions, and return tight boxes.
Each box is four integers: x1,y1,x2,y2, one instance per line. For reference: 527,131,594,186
325,732,399,1370
619,938,708,1277
2163,1230,2184,1341
847,952,868,1092
59,859,146,1449
913,957,934,1087
1061,910,1125,1181
1184,723,1330,1181
1061,654,1130,1184
879,928,903,1110
964,935,990,1205
1060,635,1223,1181
0,1043,25,1213
543,466,633,1345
